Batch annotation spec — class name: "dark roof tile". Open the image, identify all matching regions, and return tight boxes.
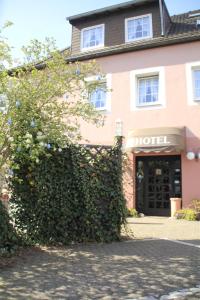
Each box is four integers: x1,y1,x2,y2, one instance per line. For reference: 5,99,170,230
168,9,200,36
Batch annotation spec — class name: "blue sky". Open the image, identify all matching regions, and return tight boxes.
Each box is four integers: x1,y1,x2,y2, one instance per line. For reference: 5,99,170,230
1,0,200,59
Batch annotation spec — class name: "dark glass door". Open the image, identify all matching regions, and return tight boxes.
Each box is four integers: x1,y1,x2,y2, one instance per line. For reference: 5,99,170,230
136,156,181,216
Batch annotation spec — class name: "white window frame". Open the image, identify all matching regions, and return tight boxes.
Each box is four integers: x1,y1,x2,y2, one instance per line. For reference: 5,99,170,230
130,67,165,111
81,24,105,52
186,61,200,106
85,74,112,112
125,14,153,43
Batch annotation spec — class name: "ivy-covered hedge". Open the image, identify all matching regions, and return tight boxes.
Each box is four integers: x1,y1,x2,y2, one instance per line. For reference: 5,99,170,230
10,142,126,245
0,201,20,255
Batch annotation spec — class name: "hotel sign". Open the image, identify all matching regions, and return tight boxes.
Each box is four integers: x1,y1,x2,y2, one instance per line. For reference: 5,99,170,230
125,127,185,153
133,136,171,147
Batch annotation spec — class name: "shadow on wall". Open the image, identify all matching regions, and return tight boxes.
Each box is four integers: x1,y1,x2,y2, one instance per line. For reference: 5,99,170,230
0,239,199,299
185,128,200,154
182,128,200,206
123,154,135,209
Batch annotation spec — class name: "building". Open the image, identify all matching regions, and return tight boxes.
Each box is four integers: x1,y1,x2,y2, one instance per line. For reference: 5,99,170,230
67,0,200,216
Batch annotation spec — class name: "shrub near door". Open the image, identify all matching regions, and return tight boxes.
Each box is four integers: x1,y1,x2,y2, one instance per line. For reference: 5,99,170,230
175,209,199,221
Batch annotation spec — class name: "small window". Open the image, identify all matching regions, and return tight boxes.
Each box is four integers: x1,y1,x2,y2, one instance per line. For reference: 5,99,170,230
90,83,107,110
85,74,112,112
125,14,152,43
131,67,165,111
186,62,200,105
193,69,200,100
81,24,104,51
137,76,159,106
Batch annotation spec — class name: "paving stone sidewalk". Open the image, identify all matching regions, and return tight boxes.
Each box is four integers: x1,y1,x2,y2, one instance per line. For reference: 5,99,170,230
126,216,200,241
0,237,200,299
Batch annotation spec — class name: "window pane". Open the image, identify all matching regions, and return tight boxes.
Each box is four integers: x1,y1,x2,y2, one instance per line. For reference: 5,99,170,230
90,84,106,109
143,17,149,24
96,101,101,108
194,70,200,99
138,77,159,105
83,30,90,48
127,16,150,41
0,94,7,113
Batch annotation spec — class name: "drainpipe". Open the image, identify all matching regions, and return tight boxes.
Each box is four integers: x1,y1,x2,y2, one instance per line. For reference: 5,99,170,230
159,0,165,36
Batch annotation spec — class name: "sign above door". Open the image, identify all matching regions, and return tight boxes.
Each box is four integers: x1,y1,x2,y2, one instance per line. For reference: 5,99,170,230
125,127,185,153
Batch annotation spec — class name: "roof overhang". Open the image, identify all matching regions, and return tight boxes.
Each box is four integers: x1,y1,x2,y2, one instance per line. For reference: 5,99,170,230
67,33,200,62
67,0,156,22
125,127,185,153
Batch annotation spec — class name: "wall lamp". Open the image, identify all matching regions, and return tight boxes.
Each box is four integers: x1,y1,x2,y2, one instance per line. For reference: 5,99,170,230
115,118,123,137
186,151,200,161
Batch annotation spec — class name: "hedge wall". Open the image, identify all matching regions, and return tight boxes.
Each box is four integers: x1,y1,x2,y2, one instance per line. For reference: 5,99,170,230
10,141,126,245
0,201,20,255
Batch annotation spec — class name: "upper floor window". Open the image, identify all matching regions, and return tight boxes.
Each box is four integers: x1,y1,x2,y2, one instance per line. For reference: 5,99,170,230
193,69,200,100
130,67,165,111
90,83,107,110
186,62,200,105
81,24,104,51
85,74,112,111
138,76,159,106
125,14,153,43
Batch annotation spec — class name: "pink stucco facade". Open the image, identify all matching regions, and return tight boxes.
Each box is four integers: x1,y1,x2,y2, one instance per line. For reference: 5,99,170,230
80,41,200,211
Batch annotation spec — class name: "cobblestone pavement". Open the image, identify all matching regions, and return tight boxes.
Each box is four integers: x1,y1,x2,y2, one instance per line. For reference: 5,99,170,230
0,237,200,299
127,216,200,241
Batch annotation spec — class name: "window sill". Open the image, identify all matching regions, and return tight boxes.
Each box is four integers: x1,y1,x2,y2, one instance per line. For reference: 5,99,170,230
136,101,162,107
125,36,153,44
133,103,165,111
95,107,107,112
81,45,104,52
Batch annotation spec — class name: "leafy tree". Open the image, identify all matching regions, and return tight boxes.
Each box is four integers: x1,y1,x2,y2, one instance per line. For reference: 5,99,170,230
0,21,13,68
0,24,104,186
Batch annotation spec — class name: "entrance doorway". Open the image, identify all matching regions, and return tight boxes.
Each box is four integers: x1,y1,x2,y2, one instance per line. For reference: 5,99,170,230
136,155,181,216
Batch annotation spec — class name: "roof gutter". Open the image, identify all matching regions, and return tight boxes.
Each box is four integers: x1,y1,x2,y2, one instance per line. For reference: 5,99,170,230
159,0,164,36
67,34,200,62
67,0,156,22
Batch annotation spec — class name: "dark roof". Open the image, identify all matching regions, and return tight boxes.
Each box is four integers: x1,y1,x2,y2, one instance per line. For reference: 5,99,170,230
67,8,200,62
9,47,71,74
168,9,200,35
67,0,156,22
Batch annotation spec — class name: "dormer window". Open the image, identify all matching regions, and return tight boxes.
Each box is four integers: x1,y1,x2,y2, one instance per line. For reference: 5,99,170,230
81,24,104,51
125,14,153,43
